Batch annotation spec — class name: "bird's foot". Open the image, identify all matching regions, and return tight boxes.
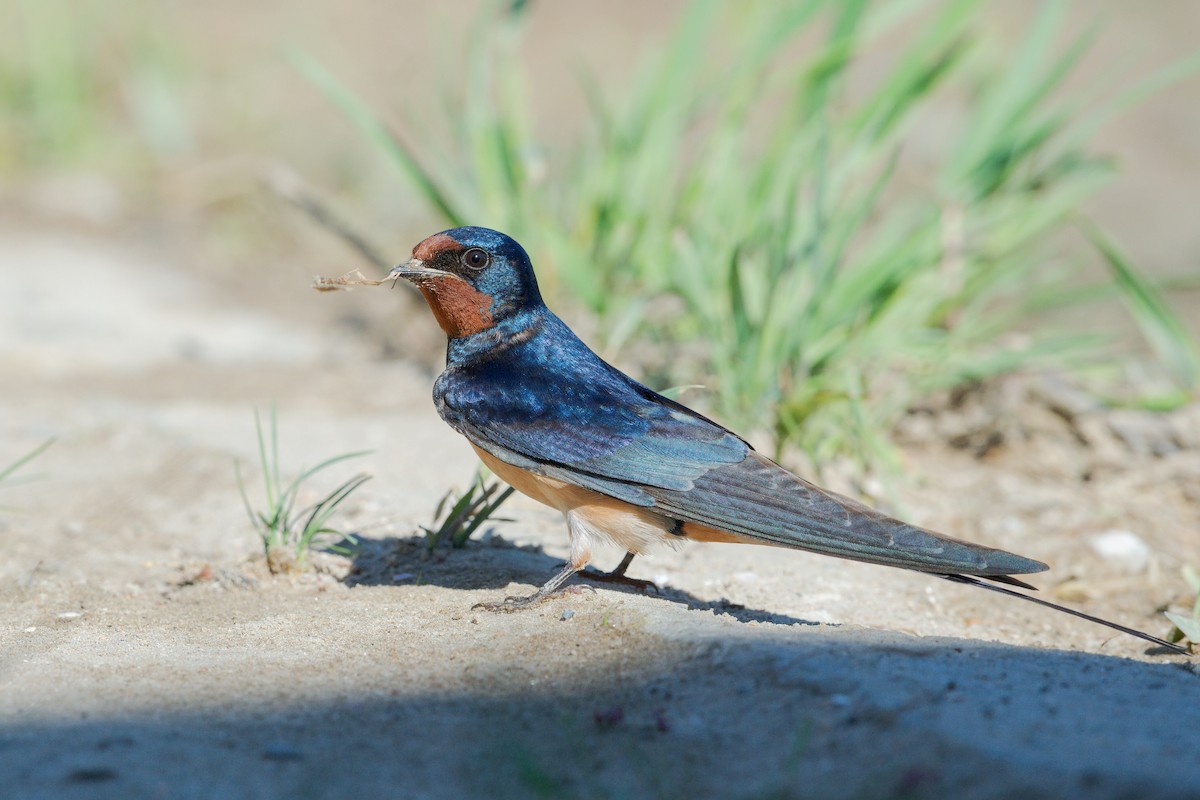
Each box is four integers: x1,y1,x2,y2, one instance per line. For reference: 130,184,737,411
578,551,659,594
472,562,585,612
473,583,591,613
579,569,659,594
472,594,543,613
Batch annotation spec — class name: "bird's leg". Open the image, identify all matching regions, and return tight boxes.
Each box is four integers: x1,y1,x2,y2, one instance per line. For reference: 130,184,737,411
473,509,594,612
611,551,637,578
580,551,659,593
472,561,583,612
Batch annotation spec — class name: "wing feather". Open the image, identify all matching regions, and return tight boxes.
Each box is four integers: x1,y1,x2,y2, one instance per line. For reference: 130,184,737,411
646,452,1046,576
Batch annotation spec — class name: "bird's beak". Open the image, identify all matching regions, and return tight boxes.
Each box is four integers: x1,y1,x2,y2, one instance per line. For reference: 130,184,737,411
386,257,457,284
387,258,426,282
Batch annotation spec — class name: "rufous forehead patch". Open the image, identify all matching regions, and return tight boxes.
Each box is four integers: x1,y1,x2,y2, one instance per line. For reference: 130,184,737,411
412,232,461,263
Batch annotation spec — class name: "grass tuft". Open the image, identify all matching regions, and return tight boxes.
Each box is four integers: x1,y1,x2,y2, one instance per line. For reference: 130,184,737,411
235,406,370,574
422,469,514,552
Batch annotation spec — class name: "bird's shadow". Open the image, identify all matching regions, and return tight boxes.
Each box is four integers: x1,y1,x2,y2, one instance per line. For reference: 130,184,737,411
343,533,821,627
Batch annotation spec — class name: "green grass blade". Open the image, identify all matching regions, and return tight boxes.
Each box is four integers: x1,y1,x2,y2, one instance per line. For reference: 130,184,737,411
452,484,515,547
234,460,262,537
0,438,54,484
299,473,371,551
289,49,466,226
252,408,275,512
1072,51,1200,148
433,482,483,541
1085,224,1200,390
282,450,374,500
1164,611,1200,645
1184,565,1200,595
269,402,280,504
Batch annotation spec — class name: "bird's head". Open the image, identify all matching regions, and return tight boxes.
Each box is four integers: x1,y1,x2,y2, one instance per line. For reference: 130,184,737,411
388,226,543,338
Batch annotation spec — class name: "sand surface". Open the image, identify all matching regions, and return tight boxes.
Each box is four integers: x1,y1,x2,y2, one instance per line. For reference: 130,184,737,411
2,223,1199,799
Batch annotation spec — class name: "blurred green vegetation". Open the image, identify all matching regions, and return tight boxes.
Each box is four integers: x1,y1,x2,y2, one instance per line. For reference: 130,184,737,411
301,0,1198,468
0,0,193,174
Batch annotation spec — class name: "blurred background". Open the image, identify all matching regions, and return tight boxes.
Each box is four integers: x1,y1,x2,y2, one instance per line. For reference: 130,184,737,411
2,0,1197,469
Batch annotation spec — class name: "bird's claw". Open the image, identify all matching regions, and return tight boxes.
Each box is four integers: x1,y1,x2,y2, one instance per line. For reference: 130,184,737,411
472,584,591,613
579,570,661,594
471,596,534,613
472,593,546,613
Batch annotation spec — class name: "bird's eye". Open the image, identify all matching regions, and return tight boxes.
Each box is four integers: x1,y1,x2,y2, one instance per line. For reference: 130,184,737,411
461,248,490,271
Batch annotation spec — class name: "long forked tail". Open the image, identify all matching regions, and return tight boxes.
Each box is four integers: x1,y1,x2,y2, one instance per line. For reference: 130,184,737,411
940,574,1191,655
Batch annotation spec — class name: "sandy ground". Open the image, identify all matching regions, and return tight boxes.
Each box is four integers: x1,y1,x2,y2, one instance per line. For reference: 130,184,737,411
1,222,1198,800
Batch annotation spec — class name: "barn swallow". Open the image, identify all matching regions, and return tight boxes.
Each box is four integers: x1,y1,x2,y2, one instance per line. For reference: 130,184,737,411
386,226,1186,653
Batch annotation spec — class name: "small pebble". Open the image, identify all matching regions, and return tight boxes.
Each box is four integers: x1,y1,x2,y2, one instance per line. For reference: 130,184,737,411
560,609,575,621
1088,529,1150,573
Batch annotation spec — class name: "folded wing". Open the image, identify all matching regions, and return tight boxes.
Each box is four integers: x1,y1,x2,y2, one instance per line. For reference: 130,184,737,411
438,314,1046,578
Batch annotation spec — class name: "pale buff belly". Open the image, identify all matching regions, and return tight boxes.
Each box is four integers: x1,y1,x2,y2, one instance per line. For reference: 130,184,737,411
471,444,752,567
